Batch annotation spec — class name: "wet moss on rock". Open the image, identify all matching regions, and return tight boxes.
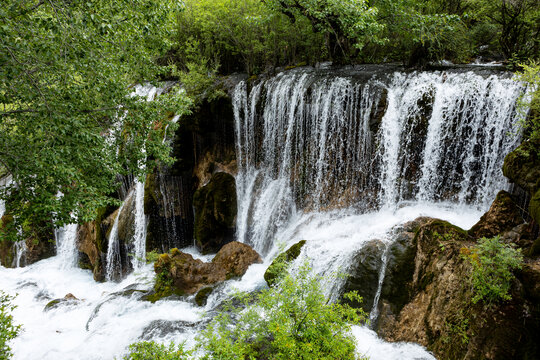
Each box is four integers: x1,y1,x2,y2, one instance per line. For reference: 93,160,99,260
264,240,307,287
193,172,237,254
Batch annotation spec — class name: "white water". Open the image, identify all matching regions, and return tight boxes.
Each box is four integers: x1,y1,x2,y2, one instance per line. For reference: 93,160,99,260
55,224,79,269
105,201,127,282
131,180,147,271
0,68,528,359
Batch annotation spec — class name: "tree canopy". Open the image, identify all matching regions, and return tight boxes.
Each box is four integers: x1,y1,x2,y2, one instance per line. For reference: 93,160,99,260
0,0,191,235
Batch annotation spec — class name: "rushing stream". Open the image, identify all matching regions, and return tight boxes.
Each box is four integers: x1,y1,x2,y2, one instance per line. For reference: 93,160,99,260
0,66,528,359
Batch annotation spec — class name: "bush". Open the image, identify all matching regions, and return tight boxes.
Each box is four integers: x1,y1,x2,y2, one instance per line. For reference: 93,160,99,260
123,341,192,360
462,236,524,304
0,292,20,360
197,262,368,360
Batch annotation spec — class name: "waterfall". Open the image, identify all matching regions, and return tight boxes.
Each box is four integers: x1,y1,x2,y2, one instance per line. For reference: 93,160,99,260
233,69,525,256
55,223,79,269
105,201,126,281
131,180,147,271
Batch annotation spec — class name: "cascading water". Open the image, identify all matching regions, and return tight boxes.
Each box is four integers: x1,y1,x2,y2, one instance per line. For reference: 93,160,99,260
0,67,529,360
131,180,147,271
55,223,79,269
234,69,524,257
105,200,127,282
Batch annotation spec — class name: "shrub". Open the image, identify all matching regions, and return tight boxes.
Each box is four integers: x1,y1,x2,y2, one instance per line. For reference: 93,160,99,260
0,291,20,360
123,341,192,360
197,262,368,360
462,236,524,304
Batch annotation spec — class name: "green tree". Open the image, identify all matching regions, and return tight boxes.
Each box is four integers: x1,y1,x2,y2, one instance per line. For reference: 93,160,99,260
0,291,20,360
262,0,384,63
0,0,191,239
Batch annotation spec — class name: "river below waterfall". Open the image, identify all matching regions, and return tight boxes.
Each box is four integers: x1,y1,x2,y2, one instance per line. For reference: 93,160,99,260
0,66,528,359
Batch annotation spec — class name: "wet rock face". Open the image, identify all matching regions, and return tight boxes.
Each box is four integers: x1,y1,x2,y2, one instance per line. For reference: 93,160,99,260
342,217,430,315
373,217,540,360
77,206,117,282
468,190,524,239
503,138,540,226
0,214,55,268
193,172,238,254
152,241,261,301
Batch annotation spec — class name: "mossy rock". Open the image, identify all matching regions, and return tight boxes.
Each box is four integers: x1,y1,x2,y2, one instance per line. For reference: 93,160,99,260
529,188,540,227
264,240,306,287
195,287,214,306
193,172,237,254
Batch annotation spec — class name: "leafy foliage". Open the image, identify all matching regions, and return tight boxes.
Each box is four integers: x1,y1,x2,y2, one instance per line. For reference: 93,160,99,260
0,0,192,239
123,341,192,360
197,262,368,360
515,61,540,149
462,236,524,304
0,291,20,360
174,0,326,74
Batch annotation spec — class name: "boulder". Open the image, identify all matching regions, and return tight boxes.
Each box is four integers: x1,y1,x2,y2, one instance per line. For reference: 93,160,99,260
342,217,430,314
264,240,306,287
193,172,237,254
341,240,386,312
468,190,524,239
44,293,80,311
151,241,261,302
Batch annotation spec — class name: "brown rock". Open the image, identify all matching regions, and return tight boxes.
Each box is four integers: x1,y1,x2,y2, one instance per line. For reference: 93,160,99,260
154,241,261,298
468,190,524,239
212,241,262,278
377,217,540,360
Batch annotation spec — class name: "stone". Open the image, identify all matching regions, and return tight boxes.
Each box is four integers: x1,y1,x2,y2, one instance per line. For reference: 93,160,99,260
195,287,214,306
151,241,261,302
44,293,80,311
468,190,524,239
341,239,386,312
264,240,307,287
212,241,262,278
193,172,237,254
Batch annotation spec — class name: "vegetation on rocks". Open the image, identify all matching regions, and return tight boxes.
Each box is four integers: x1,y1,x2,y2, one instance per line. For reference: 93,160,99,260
462,236,524,304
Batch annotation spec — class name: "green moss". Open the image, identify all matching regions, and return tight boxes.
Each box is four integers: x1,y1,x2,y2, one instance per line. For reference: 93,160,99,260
264,240,306,287
195,287,213,306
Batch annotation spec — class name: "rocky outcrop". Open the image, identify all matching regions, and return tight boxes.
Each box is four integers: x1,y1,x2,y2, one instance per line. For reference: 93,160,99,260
373,217,540,360
149,241,261,302
264,240,306,287
193,172,237,254
77,206,117,281
469,190,524,239
503,137,540,226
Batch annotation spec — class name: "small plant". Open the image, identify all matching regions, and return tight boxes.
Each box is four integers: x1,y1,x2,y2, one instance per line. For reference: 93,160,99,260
123,341,192,360
0,291,20,360
145,250,160,264
462,236,524,304
444,310,470,345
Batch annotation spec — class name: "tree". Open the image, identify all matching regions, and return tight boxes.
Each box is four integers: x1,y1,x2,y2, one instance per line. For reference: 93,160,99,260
262,0,384,63
0,0,191,239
